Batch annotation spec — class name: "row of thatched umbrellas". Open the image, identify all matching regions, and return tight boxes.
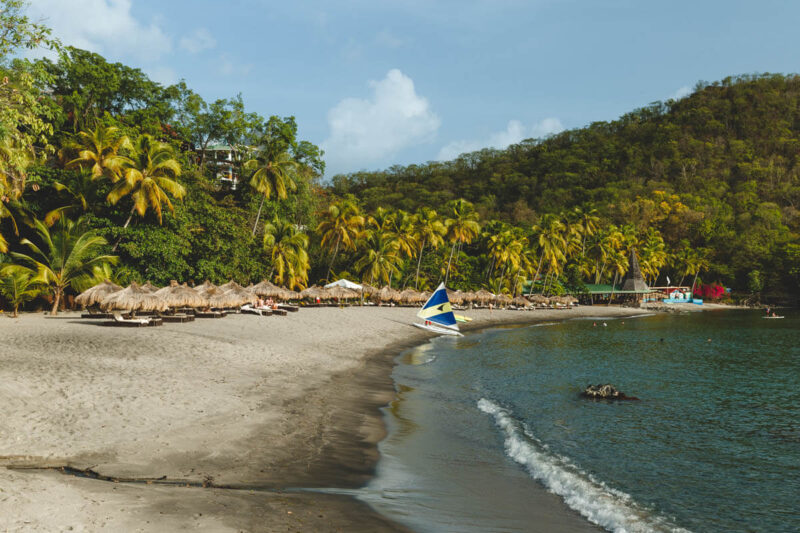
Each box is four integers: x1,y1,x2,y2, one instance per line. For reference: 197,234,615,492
76,279,578,313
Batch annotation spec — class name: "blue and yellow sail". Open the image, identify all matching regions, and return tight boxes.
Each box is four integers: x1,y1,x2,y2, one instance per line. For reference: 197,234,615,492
417,283,460,331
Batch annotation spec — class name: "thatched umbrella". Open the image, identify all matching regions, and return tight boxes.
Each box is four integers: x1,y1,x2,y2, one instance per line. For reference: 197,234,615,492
460,291,478,304
374,285,396,303
472,289,494,304
300,285,329,300
100,282,169,313
564,295,579,304
446,289,465,305
219,280,246,292
495,293,513,305
141,281,160,293
326,286,359,300
512,295,529,307
75,280,122,308
360,283,379,296
205,286,255,308
278,288,301,301
250,280,284,298
154,280,209,309
397,289,423,304
194,280,217,296
529,294,550,305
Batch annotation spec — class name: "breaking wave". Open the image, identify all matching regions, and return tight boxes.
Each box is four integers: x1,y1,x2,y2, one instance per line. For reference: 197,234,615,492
477,398,690,533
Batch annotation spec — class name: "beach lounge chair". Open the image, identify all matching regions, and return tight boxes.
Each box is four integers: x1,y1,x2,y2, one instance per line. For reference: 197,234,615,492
159,313,194,323
241,304,273,316
108,313,152,327
195,310,225,318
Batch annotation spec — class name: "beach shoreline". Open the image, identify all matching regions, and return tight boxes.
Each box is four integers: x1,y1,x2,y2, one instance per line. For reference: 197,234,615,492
0,304,723,531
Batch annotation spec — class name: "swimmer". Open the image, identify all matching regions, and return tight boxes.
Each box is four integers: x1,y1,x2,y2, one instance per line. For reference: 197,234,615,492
602,322,607,327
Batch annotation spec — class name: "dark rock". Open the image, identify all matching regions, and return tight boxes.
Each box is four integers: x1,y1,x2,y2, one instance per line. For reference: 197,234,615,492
582,383,639,401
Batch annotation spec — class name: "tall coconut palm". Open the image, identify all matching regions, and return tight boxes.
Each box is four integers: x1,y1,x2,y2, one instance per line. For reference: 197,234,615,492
355,229,401,287
107,135,185,248
263,217,310,290
11,217,118,314
317,199,365,281
44,168,99,226
244,149,298,235
412,207,445,289
530,214,566,294
0,264,43,317
570,206,600,256
443,199,480,284
62,124,131,181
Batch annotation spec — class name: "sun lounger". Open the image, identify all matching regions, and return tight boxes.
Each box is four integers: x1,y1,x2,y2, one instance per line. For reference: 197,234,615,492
241,304,273,316
195,311,225,318
106,313,152,327
278,304,299,312
81,311,114,319
160,313,194,323
271,308,288,316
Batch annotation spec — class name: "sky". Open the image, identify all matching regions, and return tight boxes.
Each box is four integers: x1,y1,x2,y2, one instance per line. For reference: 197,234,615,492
24,0,800,177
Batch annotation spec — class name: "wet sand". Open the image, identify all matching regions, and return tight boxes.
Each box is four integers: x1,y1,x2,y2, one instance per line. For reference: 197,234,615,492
0,305,643,531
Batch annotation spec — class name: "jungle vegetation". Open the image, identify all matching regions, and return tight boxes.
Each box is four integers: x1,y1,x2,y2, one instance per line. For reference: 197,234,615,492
1,0,797,313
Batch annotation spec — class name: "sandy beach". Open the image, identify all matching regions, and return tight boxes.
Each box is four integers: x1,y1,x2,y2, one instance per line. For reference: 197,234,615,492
1,305,662,532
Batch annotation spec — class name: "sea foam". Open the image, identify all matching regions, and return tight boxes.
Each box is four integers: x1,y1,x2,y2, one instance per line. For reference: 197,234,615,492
477,398,690,533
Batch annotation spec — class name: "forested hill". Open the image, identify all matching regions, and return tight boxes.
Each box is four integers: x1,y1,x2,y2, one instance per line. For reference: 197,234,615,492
332,74,800,223
330,74,800,298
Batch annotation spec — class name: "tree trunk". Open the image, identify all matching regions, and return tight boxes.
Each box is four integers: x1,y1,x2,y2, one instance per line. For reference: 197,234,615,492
414,240,426,290
252,195,266,236
529,251,544,295
112,204,138,252
12,304,18,318
690,271,700,297
326,236,341,282
51,287,62,315
444,243,456,285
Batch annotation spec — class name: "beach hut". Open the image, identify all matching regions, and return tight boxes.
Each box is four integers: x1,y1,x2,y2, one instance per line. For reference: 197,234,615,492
75,280,122,308
100,282,169,314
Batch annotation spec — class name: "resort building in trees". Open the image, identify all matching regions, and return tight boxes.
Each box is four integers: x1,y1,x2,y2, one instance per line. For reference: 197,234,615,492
200,144,240,190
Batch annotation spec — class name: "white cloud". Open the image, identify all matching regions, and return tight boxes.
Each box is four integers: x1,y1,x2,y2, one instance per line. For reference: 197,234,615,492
179,28,216,54
322,69,441,174
437,117,563,161
670,85,692,100
27,0,171,60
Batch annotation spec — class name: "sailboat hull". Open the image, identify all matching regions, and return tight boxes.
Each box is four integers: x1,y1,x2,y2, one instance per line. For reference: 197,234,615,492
413,322,464,336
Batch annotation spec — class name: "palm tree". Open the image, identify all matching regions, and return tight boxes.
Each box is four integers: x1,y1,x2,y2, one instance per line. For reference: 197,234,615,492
44,168,98,226
570,206,600,256
11,217,118,314
317,199,365,281
244,149,298,236
530,214,566,294
0,264,43,317
263,217,310,290
443,199,480,284
62,124,131,181
412,207,445,289
107,135,185,248
355,229,401,286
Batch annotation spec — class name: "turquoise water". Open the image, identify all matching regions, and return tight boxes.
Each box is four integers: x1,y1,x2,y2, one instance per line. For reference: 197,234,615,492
360,310,800,532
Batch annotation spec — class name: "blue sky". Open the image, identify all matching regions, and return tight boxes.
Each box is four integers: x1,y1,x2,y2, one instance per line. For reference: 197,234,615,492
26,0,800,176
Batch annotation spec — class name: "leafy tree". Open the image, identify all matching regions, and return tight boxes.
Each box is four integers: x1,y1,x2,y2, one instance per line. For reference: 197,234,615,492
317,199,365,281
11,217,117,314
263,217,309,289
0,263,43,316
443,199,480,284
245,149,298,235
107,134,185,240
412,207,445,289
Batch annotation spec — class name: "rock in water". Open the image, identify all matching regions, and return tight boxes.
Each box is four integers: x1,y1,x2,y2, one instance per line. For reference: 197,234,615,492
582,383,639,400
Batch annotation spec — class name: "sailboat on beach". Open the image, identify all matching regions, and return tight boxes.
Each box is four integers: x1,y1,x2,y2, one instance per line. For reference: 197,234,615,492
413,283,463,336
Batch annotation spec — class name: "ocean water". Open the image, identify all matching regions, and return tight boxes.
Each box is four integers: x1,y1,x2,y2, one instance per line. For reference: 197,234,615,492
358,310,800,532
